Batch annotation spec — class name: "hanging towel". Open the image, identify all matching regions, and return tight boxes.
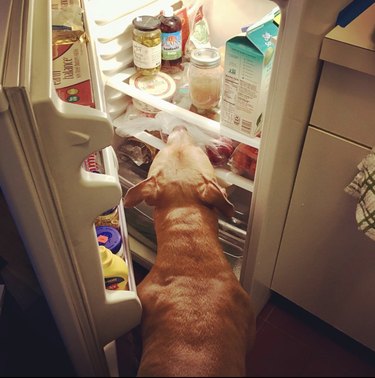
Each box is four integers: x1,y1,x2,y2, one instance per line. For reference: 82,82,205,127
344,150,375,242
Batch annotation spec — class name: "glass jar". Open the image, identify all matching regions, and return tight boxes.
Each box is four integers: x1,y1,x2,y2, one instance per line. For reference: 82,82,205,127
132,15,161,75
188,47,223,113
95,207,120,230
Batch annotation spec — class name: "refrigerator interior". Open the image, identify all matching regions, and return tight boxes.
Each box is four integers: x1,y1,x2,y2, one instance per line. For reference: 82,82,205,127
82,0,280,279
82,0,354,316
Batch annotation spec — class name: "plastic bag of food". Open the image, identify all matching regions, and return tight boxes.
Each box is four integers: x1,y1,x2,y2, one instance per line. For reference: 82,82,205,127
184,2,211,61
114,110,236,167
114,111,192,139
117,137,158,167
205,136,236,167
52,2,86,45
229,144,258,180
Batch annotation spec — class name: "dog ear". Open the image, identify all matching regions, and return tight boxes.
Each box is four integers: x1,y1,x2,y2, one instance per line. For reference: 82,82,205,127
199,179,234,218
124,176,158,208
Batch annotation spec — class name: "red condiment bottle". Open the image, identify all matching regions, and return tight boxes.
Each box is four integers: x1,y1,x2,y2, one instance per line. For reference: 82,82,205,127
159,6,182,73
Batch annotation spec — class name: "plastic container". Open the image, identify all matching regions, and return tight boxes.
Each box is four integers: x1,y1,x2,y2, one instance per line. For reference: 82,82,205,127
99,246,128,290
129,71,176,114
188,47,223,113
96,226,122,254
132,15,161,76
159,6,182,73
95,207,120,230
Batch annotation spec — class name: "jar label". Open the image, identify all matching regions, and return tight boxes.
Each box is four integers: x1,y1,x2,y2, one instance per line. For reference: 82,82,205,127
105,276,125,290
134,75,171,96
161,31,182,60
133,40,161,69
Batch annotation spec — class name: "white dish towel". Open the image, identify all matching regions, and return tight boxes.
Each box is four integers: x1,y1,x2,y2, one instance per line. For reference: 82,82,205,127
345,150,375,242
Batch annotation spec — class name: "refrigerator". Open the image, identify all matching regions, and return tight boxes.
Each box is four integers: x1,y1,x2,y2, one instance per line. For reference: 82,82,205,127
0,0,353,376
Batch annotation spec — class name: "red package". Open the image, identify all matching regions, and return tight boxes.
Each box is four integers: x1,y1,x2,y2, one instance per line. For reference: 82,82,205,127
52,41,95,108
229,144,258,180
205,136,235,167
175,6,190,56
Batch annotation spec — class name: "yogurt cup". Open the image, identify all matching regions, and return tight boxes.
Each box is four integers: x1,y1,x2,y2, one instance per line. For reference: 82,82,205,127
129,71,176,114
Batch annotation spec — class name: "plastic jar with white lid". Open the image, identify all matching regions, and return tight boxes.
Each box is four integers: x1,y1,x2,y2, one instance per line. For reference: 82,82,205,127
96,226,122,254
129,71,176,114
188,47,223,113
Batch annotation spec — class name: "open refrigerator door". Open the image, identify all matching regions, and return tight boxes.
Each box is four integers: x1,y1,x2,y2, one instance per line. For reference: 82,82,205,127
1,0,142,376
82,0,280,280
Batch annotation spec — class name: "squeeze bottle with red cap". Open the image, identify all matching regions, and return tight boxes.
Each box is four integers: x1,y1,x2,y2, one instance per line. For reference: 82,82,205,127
159,6,182,73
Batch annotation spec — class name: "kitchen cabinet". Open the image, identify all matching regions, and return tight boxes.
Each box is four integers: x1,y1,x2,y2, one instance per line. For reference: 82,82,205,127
271,4,375,351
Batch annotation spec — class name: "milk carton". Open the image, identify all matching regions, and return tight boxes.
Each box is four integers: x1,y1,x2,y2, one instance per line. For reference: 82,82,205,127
220,17,278,138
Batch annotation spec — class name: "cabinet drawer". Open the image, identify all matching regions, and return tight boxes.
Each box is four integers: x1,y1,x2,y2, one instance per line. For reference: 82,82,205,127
272,126,375,351
311,62,375,147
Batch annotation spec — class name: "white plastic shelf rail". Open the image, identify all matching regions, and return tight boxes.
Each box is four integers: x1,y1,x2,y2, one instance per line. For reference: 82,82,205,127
107,74,257,192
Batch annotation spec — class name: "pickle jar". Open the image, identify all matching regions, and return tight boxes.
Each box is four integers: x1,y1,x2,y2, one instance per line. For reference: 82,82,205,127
132,15,161,75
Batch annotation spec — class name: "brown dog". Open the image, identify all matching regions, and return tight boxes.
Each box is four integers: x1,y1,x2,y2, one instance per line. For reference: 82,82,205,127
124,127,256,377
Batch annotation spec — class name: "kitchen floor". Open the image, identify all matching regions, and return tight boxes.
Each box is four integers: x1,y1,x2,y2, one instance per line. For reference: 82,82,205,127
1,261,375,377
0,185,375,378
120,262,375,378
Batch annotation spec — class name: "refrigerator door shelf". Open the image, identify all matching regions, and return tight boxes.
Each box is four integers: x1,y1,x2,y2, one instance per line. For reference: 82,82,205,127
3,1,143,373
100,146,138,291
86,0,161,26
84,0,176,41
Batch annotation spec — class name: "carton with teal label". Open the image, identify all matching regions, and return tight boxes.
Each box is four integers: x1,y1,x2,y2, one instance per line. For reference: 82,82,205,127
221,18,278,138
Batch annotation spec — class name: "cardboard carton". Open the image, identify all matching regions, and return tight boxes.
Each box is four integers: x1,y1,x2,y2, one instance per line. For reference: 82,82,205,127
220,18,278,138
52,40,95,108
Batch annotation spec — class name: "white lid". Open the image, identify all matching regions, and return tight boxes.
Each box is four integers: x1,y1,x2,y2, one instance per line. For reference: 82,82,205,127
163,6,174,18
191,47,221,68
129,71,176,100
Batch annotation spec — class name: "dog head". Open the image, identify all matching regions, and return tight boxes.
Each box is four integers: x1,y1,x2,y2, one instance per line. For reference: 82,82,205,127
124,126,234,218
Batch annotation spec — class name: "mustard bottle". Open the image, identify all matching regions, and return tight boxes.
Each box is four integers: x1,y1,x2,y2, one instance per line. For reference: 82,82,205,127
99,246,128,290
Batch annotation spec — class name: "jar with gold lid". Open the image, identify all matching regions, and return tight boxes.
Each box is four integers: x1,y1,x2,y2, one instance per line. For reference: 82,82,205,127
132,15,161,75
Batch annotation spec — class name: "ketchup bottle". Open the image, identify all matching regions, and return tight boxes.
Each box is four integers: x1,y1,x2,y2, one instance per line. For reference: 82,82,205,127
159,6,182,73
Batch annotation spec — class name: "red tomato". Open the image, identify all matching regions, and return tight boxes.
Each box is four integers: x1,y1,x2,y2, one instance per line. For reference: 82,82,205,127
230,143,258,179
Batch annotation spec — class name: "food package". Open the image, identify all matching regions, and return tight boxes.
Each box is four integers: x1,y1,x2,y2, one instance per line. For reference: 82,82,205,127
52,40,95,107
51,0,86,45
51,0,93,107
184,3,211,60
175,5,190,55
205,136,235,167
220,16,278,137
51,0,81,10
117,136,158,167
129,71,176,115
229,143,258,180
83,151,104,174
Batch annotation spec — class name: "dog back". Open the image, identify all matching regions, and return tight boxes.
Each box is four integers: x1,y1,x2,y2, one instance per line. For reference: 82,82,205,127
124,127,256,377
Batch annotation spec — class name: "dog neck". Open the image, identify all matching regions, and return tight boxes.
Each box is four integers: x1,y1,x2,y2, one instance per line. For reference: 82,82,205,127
153,204,225,269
